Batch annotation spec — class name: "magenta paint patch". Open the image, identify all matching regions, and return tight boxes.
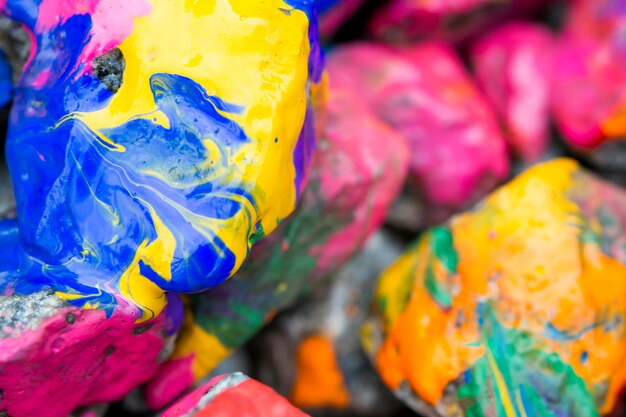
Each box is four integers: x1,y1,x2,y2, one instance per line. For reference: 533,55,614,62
471,22,555,161
144,354,196,410
0,299,180,417
328,42,508,212
35,0,151,66
312,89,409,273
551,0,626,150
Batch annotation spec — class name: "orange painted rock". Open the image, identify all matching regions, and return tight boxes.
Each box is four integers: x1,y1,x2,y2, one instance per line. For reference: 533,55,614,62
364,158,626,417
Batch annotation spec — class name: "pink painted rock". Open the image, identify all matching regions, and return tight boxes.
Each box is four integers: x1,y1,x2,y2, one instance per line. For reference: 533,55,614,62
0,291,182,417
551,0,626,163
369,0,548,44
318,0,366,38
328,42,508,218
161,373,308,417
144,87,409,410
471,22,555,161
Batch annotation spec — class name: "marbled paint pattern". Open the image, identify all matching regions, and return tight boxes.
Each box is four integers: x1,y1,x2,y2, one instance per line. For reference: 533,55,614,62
0,0,322,320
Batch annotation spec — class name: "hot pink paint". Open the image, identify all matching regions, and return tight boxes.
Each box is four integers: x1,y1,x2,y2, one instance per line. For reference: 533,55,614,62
144,354,195,410
312,88,409,273
328,42,508,213
471,22,555,161
162,374,309,417
0,301,178,417
35,0,151,68
551,0,626,150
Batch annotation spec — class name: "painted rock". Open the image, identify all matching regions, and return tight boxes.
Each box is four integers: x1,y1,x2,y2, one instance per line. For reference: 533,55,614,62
328,42,508,220
249,232,406,416
0,289,183,417
162,373,308,417
317,0,366,38
0,49,10,108
364,158,626,417
0,0,323,320
144,88,409,410
551,0,626,168
471,23,554,162
369,0,547,44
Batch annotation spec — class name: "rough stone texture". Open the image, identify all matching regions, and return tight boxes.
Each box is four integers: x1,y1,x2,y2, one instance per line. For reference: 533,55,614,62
327,42,509,224
0,16,29,82
0,290,67,338
0,292,183,417
92,48,125,94
144,88,409,410
365,159,626,417
162,373,309,417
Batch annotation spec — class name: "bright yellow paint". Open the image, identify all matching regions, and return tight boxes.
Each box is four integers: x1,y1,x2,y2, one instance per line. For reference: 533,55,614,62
55,0,315,319
171,303,232,381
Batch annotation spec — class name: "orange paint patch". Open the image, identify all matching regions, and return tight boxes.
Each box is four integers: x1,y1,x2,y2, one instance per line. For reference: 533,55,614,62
291,334,351,409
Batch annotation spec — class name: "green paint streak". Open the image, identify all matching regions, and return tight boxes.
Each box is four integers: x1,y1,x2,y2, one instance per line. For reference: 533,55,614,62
249,222,266,246
192,180,357,349
423,227,458,310
457,305,599,417
424,263,453,310
431,226,458,273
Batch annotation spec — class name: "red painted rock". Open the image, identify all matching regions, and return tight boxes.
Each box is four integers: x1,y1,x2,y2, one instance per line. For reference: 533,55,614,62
369,0,548,44
328,42,508,220
471,22,555,161
161,373,309,417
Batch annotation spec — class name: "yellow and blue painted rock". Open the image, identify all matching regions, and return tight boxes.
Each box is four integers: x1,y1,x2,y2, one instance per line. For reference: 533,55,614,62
0,0,323,320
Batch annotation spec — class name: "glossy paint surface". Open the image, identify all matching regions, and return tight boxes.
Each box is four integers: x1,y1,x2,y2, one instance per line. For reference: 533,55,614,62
328,43,508,212
0,294,182,417
0,49,10,107
367,159,626,416
471,23,554,161
162,373,309,417
145,88,409,409
0,0,321,320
